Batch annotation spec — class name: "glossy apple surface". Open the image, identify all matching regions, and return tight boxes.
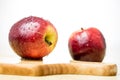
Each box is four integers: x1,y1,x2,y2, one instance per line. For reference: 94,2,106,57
68,27,106,62
9,16,58,60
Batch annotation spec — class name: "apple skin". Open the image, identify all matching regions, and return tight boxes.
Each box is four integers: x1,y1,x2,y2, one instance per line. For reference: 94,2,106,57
68,27,106,62
9,16,58,60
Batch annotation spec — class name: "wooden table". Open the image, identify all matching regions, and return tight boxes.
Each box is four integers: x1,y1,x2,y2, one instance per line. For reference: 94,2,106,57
0,57,119,80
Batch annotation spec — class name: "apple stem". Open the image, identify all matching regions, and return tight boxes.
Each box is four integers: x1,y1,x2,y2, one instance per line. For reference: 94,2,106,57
45,37,52,46
45,39,52,46
81,28,84,30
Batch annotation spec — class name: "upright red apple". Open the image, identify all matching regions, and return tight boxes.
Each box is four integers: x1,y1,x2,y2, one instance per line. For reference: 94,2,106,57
68,27,106,62
9,16,58,60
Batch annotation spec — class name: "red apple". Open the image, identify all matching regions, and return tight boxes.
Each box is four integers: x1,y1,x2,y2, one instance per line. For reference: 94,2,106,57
9,16,58,60
68,27,106,62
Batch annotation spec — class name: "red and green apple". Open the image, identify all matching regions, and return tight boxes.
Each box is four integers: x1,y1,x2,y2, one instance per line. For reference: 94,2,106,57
9,16,58,60
68,27,106,62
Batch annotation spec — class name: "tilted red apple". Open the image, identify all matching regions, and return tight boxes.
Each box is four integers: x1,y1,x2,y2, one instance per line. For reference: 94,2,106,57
9,16,58,60
68,27,106,62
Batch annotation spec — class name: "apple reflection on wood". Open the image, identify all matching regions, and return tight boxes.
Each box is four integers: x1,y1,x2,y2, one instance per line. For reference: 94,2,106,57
9,16,58,60
68,27,106,62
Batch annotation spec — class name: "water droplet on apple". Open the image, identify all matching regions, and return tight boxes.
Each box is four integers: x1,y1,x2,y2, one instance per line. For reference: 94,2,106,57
19,22,40,37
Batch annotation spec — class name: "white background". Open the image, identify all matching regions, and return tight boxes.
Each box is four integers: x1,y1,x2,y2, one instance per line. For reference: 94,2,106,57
0,0,120,64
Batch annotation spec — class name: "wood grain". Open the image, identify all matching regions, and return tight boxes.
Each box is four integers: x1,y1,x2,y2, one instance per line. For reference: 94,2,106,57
0,60,117,76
